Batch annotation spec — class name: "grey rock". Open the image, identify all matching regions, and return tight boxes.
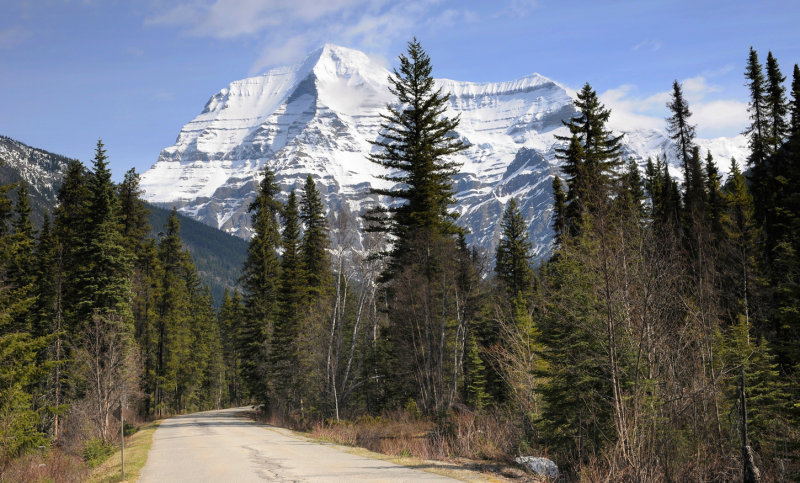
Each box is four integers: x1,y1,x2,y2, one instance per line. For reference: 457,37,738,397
514,456,559,479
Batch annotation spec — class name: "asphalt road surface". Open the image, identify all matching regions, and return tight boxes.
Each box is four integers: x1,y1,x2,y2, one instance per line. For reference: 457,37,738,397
138,407,459,482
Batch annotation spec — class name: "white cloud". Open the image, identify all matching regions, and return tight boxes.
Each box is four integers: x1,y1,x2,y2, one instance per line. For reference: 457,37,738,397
600,76,749,138
692,100,749,135
146,0,372,39
427,8,479,28
145,0,466,72
633,39,662,52
250,35,313,73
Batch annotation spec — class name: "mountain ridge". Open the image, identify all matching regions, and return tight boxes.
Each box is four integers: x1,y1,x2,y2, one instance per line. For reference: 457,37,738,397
140,44,749,258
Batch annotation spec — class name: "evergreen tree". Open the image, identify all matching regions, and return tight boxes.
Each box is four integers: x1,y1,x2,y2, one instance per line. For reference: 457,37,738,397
644,157,662,219
219,290,246,406
555,83,622,226
300,175,330,297
54,160,91,339
683,146,707,223
239,167,282,407
272,190,304,407
715,315,788,455
656,157,682,237
495,198,534,300
86,141,132,317
366,39,471,413
705,152,725,240
616,158,645,221
117,168,151,252
536,254,614,471
7,182,36,332
559,135,588,231
0,179,47,465
765,51,788,154
463,333,489,411
791,64,800,138
153,209,193,413
0,178,12,238
367,38,467,274
720,160,760,331
551,176,567,247
666,80,697,173
133,237,159,414
744,48,771,222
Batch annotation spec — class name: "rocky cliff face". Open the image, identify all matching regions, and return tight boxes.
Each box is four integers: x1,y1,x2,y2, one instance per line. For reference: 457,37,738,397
0,135,74,227
140,44,748,259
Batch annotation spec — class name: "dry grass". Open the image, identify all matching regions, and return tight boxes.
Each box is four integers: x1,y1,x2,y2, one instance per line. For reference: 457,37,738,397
86,421,161,483
0,448,88,483
310,410,522,463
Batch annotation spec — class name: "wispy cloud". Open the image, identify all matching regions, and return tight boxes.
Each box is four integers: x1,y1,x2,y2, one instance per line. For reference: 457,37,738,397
601,76,748,138
0,27,30,49
145,0,517,73
632,39,662,52
146,0,462,73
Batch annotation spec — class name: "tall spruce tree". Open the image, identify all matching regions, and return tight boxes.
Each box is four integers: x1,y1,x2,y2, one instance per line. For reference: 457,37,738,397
366,39,470,413
721,160,760,329
74,141,132,325
218,290,246,406
300,175,330,297
765,51,788,154
791,64,800,138
7,182,36,332
117,168,150,252
367,38,467,274
54,160,91,339
495,198,534,300
239,166,282,407
555,83,622,227
616,158,646,221
666,80,696,172
744,48,771,223
272,190,304,407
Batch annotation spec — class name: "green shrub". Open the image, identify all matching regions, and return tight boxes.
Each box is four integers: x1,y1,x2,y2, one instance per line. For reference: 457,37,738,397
404,398,421,420
123,423,138,437
83,438,114,468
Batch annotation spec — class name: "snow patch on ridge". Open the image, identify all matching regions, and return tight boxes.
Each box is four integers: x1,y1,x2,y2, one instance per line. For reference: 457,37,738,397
140,44,750,258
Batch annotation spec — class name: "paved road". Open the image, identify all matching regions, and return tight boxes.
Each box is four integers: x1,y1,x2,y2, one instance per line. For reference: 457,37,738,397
138,407,459,482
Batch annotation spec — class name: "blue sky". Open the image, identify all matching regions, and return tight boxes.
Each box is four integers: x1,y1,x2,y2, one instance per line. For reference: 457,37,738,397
1,0,797,180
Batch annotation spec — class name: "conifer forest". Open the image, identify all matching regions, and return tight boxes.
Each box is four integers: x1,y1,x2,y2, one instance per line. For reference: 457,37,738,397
2,40,800,480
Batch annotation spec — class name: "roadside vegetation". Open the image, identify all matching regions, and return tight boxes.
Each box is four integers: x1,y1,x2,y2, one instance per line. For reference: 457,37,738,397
2,38,800,481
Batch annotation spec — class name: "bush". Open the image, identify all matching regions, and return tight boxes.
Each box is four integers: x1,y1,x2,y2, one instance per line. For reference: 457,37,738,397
123,422,138,437
82,438,114,468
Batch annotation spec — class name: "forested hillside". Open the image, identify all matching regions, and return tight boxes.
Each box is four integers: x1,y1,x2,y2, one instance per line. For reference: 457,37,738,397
2,40,799,481
147,204,246,304
0,135,245,306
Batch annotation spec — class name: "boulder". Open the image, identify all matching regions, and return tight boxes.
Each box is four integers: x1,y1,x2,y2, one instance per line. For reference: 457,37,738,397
514,456,559,479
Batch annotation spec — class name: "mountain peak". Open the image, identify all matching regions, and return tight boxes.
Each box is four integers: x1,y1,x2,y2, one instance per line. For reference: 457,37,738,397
303,43,385,85
141,43,749,258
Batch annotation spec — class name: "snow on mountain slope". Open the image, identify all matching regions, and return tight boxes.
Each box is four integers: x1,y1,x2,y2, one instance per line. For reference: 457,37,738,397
140,44,749,258
0,135,74,227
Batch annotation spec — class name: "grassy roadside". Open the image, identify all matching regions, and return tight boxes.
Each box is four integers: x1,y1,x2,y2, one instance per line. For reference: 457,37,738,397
245,411,526,482
87,421,161,483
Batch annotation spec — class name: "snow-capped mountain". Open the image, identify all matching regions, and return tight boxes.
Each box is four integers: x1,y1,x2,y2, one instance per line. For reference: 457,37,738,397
0,135,75,227
140,44,748,259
